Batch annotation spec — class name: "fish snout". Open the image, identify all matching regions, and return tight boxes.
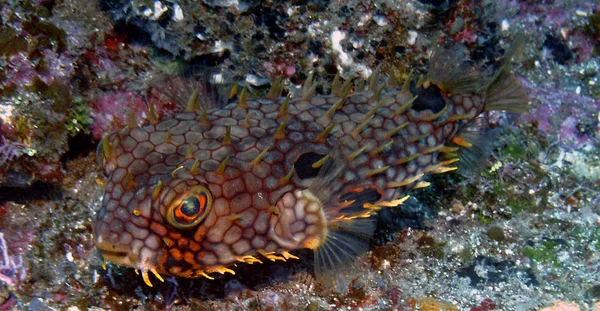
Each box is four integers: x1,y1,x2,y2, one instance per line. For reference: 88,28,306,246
93,224,139,268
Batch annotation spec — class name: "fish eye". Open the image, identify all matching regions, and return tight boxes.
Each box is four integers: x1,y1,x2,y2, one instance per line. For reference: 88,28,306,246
166,185,212,229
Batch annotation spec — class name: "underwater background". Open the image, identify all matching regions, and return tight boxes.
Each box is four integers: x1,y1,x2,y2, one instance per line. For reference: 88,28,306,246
0,0,599,310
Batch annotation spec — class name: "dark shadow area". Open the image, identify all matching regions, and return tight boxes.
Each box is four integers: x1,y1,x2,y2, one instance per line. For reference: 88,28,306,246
60,133,96,163
0,181,63,203
99,248,314,306
373,195,434,246
457,255,538,287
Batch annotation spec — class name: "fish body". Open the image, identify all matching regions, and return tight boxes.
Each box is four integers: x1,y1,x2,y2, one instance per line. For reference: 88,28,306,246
93,46,528,285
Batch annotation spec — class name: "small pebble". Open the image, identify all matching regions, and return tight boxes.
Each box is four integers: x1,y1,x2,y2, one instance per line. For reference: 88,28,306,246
487,226,506,242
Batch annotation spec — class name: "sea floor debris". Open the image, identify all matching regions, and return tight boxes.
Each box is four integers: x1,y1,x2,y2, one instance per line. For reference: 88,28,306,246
0,0,598,310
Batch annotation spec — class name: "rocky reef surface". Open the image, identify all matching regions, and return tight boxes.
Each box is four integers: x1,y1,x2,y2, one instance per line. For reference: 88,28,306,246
0,0,599,310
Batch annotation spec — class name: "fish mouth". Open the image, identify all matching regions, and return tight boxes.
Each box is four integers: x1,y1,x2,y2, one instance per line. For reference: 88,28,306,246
95,240,138,267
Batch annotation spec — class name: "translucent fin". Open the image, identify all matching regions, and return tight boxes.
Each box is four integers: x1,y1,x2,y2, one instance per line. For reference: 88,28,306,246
483,69,529,113
429,37,530,113
306,146,349,205
149,74,228,110
453,124,499,173
314,217,376,281
427,46,485,94
482,36,530,112
306,143,378,282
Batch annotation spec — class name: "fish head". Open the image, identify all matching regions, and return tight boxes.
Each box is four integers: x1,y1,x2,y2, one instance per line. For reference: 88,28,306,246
92,128,330,283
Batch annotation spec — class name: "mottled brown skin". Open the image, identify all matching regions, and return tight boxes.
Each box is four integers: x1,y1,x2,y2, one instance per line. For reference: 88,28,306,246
93,52,527,284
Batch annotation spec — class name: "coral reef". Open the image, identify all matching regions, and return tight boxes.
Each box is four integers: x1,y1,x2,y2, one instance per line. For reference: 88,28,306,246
0,0,597,310
0,232,25,286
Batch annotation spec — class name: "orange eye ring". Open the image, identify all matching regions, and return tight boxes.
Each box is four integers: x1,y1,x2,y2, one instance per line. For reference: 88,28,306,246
166,185,212,229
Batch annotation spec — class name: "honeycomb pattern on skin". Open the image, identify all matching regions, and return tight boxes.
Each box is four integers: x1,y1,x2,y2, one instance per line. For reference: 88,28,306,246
93,52,528,284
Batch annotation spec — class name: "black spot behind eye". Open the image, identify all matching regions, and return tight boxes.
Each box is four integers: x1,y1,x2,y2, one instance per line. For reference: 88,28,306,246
410,83,446,113
294,152,326,179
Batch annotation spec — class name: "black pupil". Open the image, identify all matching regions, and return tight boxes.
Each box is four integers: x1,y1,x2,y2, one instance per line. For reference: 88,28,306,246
181,196,201,216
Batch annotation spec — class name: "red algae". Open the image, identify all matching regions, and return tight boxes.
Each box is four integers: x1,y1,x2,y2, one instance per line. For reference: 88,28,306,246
0,0,598,310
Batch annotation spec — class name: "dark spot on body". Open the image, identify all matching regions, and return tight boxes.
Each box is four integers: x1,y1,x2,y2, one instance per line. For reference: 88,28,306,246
410,83,446,113
294,152,324,179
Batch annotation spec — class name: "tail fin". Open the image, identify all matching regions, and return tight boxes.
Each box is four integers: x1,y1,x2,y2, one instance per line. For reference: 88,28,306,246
430,38,530,175
484,68,529,113
482,36,530,113
428,37,530,113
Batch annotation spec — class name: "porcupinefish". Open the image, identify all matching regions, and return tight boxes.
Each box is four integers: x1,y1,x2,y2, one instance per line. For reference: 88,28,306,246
92,43,528,287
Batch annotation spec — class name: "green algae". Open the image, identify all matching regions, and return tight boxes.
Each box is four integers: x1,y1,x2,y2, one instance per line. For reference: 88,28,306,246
27,78,91,136
21,14,67,54
29,77,72,112
487,226,506,242
572,226,600,255
584,12,600,56
150,50,187,76
0,26,28,56
417,234,446,259
65,101,93,136
496,126,543,163
523,239,569,267
6,78,92,162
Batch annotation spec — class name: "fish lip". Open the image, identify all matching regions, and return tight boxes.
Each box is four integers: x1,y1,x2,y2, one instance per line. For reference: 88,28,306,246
95,241,138,267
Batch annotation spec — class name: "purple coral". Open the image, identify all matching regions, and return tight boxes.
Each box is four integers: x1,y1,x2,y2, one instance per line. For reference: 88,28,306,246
496,0,598,62
0,136,27,169
0,232,25,286
89,91,149,140
89,88,181,140
5,50,75,88
521,78,600,148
